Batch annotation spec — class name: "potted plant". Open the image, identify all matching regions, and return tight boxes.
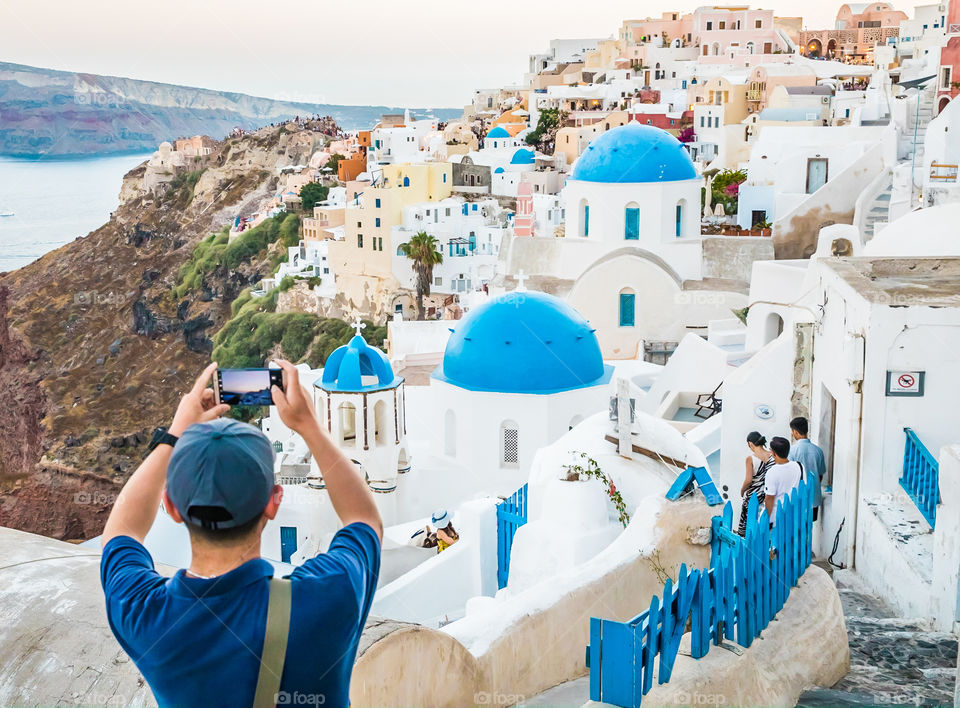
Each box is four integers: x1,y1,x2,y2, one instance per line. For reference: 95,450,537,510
561,452,630,527
754,218,772,236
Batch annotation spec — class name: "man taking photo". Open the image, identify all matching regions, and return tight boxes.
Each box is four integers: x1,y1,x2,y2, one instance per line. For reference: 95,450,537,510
100,361,382,708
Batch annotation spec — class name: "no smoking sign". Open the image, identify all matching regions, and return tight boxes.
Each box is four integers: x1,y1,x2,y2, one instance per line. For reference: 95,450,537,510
886,370,925,397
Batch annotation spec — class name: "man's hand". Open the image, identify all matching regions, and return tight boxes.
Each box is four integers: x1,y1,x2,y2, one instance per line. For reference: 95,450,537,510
272,360,319,435
170,362,230,437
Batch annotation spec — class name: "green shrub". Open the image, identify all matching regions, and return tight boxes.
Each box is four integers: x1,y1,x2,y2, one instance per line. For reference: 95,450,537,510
173,213,300,299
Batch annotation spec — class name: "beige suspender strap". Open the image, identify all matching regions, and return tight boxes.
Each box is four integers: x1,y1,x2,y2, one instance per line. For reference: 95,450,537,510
252,577,292,708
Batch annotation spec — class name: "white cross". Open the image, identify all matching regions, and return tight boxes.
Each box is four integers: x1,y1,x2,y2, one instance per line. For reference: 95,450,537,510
516,269,528,292
352,315,366,337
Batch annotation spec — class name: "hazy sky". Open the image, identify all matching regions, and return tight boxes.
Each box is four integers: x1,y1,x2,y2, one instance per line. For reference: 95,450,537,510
0,0,929,108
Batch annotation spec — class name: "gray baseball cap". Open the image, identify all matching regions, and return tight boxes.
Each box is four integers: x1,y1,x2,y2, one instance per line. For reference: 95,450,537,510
167,418,276,530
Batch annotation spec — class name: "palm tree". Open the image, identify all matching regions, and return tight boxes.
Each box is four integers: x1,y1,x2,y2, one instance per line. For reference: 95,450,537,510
398,231,443,320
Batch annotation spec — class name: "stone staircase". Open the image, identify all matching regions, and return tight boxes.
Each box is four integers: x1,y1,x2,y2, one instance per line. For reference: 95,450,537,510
798,570,957,707
905,87,936,185
862,175,893,241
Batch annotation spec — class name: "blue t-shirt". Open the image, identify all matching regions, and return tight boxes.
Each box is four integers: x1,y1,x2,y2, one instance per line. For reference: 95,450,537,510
100,522,380,708
788,438,826,508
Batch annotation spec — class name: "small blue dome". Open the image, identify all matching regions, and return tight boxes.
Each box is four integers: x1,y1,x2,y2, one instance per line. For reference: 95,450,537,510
486,126,510,139
433,291,612,394
494,166,505,174
510,148,535,165
318,335,400,392
571,122,696,183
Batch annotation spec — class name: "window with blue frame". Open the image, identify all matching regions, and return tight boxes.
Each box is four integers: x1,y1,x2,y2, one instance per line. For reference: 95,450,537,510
676,202,684,237
375,217,381,227
469,232,477,251
582,203,590,236
375,198,381,208
619,291,636,327
443,173,447,183
625,206,640,240
403,176,410,187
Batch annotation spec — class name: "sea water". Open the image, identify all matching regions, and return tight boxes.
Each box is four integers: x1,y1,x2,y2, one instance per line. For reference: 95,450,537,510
0,152,151,273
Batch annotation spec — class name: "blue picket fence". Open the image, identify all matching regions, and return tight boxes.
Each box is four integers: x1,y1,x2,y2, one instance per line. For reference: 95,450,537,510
587,476,814,708
496,483,528,589
900,427,940,528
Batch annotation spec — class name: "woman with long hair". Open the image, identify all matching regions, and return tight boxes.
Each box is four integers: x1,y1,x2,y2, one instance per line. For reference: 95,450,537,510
739,431,774,536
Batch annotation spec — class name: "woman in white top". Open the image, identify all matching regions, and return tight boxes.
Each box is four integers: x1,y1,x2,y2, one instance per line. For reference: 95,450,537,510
739,431,774,536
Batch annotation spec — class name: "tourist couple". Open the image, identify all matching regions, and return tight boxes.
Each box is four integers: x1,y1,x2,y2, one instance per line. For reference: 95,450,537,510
738,416,826,537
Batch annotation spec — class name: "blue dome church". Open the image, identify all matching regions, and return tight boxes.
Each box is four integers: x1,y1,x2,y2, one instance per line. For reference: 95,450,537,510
494,121,748,359
312,319,410,493
431,289,612,474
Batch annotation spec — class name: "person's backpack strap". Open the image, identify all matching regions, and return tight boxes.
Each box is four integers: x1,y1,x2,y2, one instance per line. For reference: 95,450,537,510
252,577,292,708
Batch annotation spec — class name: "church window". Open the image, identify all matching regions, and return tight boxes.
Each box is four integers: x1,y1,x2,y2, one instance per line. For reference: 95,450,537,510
625,206,640,240
619,290,636,327
501,421,519,467
676,200,685,237
581,201,590,237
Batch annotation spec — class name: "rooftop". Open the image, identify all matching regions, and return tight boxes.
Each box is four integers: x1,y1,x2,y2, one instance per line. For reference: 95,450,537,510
825,257,960,308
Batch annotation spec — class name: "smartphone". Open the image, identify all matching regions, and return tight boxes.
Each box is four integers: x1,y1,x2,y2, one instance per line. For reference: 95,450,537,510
214,368,284,406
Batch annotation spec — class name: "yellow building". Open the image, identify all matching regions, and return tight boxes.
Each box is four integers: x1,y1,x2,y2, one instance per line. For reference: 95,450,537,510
691,74,750,124
302,205,345,241
328,162,453,318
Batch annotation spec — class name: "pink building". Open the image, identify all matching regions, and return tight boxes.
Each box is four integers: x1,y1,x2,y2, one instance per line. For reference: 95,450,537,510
937,2,960,113
513,182,535,237
693,7,792,60
620,12,693,46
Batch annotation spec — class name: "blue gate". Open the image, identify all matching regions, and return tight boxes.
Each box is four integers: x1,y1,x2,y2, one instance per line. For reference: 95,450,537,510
280,526,298,564
496,484,528,589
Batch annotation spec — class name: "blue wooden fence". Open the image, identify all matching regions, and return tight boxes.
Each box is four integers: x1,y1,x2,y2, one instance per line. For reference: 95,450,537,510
586,476,814,707
496,483,528,589
900,427,940,528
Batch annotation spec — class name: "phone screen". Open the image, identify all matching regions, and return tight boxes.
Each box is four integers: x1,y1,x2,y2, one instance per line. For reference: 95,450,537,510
216,368,284,406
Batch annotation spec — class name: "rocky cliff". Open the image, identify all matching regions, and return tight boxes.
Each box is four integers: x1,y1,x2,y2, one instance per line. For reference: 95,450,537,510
0,123,327,539
0,61,460,157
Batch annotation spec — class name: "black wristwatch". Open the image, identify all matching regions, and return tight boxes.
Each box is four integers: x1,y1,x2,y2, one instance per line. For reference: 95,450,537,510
147,427,179,456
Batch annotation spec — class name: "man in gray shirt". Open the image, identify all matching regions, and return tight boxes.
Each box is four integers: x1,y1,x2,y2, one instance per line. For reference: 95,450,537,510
789,416,826,520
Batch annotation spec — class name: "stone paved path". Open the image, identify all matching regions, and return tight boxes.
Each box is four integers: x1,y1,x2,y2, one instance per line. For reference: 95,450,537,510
798,569,957,707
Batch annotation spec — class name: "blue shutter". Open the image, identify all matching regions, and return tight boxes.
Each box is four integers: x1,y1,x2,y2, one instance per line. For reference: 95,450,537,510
625,208,640,240
584,205,590,236
676,203,683,237
619,293,636,327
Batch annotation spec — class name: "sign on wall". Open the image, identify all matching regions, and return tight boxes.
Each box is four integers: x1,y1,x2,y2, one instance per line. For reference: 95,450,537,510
754,404,775,420
886,371,925,397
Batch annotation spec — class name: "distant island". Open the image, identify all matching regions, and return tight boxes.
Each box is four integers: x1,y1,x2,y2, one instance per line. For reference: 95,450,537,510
0,61,462,158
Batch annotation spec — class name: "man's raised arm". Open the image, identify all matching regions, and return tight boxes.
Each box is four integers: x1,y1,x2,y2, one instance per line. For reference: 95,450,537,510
101,363,229,547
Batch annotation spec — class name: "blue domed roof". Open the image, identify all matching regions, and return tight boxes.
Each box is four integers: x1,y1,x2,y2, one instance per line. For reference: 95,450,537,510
317,334,400,392
571,122,696,183
486,126,510,139
510,148,535,165
494,166,505,174
433,291,612,394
